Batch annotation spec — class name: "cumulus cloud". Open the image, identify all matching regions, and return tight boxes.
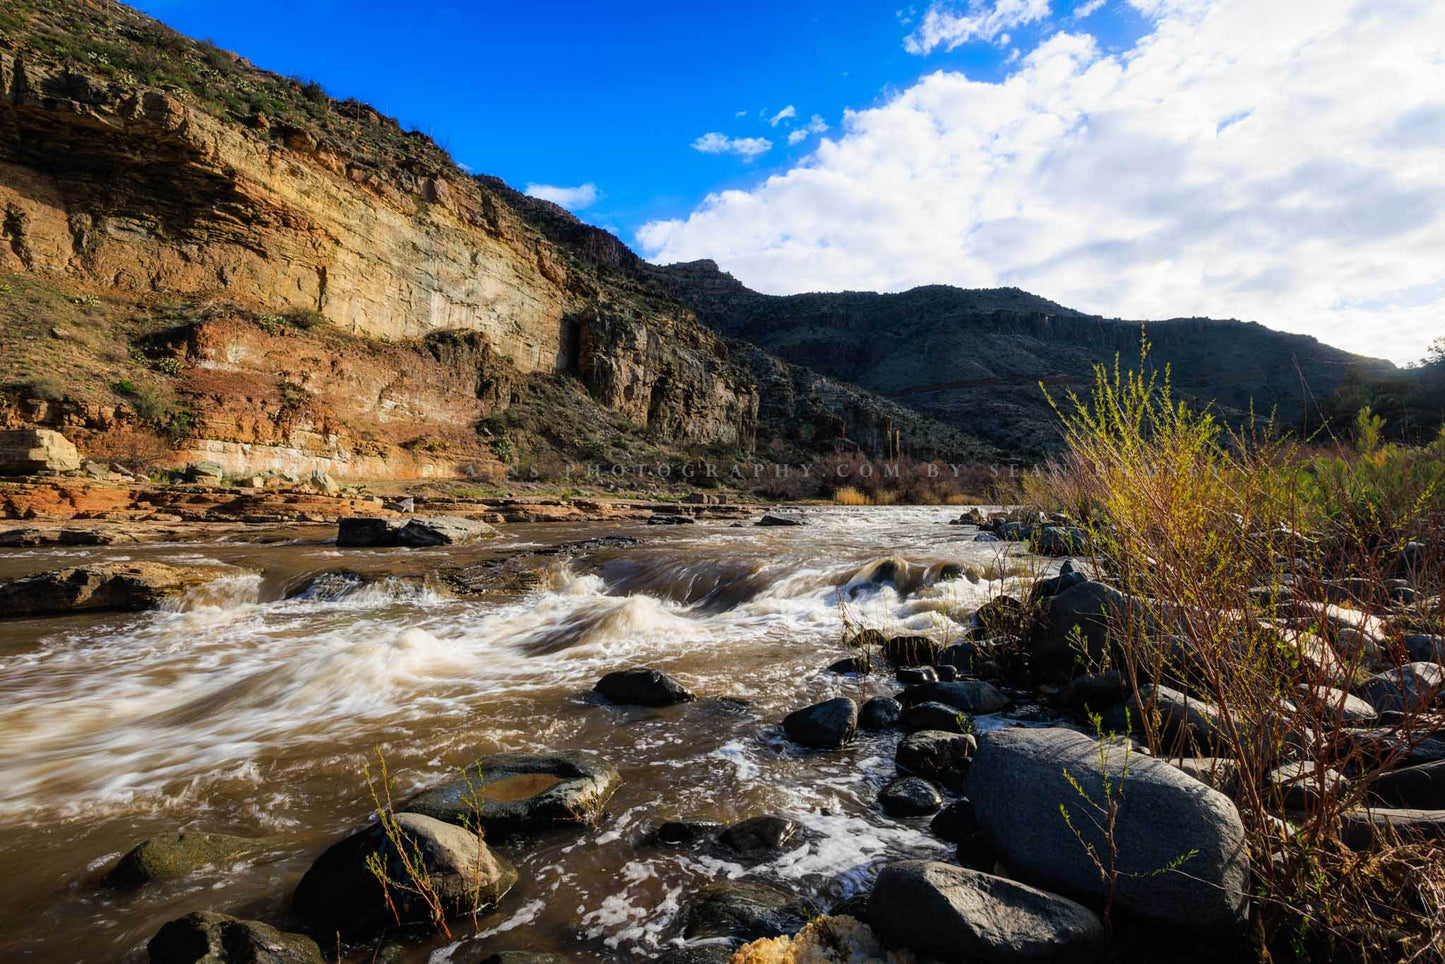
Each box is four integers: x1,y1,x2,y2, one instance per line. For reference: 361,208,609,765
639,0,1445,363
768,105,798,126
903,0,1052,54
524,182,598,209
787,114,830,145
691,132,773,160
1073,0,1106,18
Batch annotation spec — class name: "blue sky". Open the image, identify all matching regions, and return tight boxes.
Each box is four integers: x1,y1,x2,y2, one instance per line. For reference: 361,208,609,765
138,1,1444,363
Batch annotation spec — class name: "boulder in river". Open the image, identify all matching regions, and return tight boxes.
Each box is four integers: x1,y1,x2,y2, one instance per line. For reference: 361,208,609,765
930,797,980,843
394,515,497,546
782,697,858,748
896,729,976,788
595,668,695,706
900,701,971,734
966,727,1250,933
403,751,620,834
718,814,803,856
0,561,225,617
147,911,323,964
883,635,940,666
755,514,805,527
878,777,944,816
826,655,872,675
1029,580,1128,679
896,666,938,685
899,680,1009,715
868,860,1104,962
292,812,516,939
859,696,902,730
677,880,818,942
105,832,266,889
336,516,404,547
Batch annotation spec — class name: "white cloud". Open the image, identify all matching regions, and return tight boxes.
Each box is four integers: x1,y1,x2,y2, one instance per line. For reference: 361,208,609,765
523,182,599,210
1073,0,1106,18
640,0,1445,364
735,109,749,118
769,105,798,126
691,132,774,160
903,0,1052,54
787,114,830,145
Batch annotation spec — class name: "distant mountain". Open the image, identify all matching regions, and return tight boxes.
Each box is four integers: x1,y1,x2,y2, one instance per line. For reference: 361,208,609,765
650,260,1397,457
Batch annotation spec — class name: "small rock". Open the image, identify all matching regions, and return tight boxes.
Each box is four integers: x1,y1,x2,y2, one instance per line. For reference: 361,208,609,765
717,814,803,856
896,665,938,685
782,697,858,748
896,729,976,788
859,696,902,730
185,459,225,483
936,664,959,681
106,832,264,889
900,701,971,733
677,881,817,942
930,797,980,843
1357,662,1445,715
883,635,940,665
826,655,872,675
1372,759,1445,810
147,911,323,964
868,861,1104,962
595,668,695,706
899,680,1009,715
878,777,943,816
1267,760,1347,809
0,429,82,474
649,513,696,525
652,819,722,847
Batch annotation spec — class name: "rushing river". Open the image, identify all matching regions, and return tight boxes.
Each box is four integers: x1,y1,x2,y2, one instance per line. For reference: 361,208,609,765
0,506,1047,961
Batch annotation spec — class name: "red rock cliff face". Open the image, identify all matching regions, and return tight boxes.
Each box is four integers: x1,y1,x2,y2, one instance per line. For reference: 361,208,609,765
0,39,757,469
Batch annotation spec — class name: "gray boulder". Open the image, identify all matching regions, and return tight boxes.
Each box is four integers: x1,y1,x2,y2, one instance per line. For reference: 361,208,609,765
1127,684,1232,753
1405,635,1445,664
782,697,858,748
1030,580,1127,678
878,777,944,816
899,680,1008,715
147,912,323,964
756,514,805,527
595,668,695,706
291,812,516,939
1357,662,1445,714
884,635,941,665
106,832,266,889
1034,525,1089,557
395,515,497,546
868,860,1104,962
404,751,620,833
966,727,1250,933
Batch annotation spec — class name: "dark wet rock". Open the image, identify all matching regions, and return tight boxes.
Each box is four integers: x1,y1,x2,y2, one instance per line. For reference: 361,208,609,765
677,881,818,942
1029,580,1128,679
0,561,225,617
654,948,734,964
967,727,1250,933
938,639,996,675
936,664,959,681
291,812,516,940
1034,525,1090,557
848,628,887,650
335,516,404,547
718,814,803,856
1340,806,1445,849
1357,662,1445,714
883,635,940,666
1061,671,1129,713
973,532,1003,542
147,911,323,964
403,751,620,834
937,563,966,581
756,514,805,527
1405,635,1445,664
445,535,641,597
394,515,497,547
595,668,695,706
648,513,697,525
897,730,976,788
826,655,872,675
860,696,902,730
974,596,1027,638
105,832,266,889
868,860,1104,962
899,680,1009,715
1372,759,1445,809
652,819,723,847
900,701,971,733
829,892,872,919
930,798,980,843
782,697,858,748
878,777,944,816
1029,568,1090,604
1267,760,1347,809
896,665,938,685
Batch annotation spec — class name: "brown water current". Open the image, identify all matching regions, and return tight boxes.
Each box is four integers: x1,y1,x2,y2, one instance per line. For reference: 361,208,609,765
0,506,1049,961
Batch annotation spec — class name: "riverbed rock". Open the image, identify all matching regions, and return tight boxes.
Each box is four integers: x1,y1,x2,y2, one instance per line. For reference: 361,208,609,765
896,666,938,685
860,696,902,730
147,911,323,964
1034,525,1090,558
651,819,723,847
395,515,497,546
0,561,224,617
782,697,858,748
930,798,980,843
718,814,803,856
878,777,944,816
1126,683,1232,752
678,881,818,942
900,701,971,733
472,954,569,964
1340,806,1445,849
756,514,805,527
1267,760,1347,809
826,655,872,675
336,516,404,547
1405,635,1445,664
105,832,266,889
1357,662,1445,714
184,459,225,483
1030,580,1127,679
1295,684,1377,723
595,668,695,706
1371,759,1445,809
403,751,620,833
868,860,1104,962
883,635,941,666
896,730,976,788
648,513,696,525
966,727,1250,933
899,680,1009,715
292,812,516,939
0,428,81,475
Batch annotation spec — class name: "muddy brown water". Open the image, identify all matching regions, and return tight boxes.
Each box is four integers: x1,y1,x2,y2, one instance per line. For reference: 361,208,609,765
0,506,1049,961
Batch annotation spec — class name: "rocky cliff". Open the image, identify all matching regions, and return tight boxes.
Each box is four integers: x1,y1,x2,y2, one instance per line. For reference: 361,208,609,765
0,0,764,478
